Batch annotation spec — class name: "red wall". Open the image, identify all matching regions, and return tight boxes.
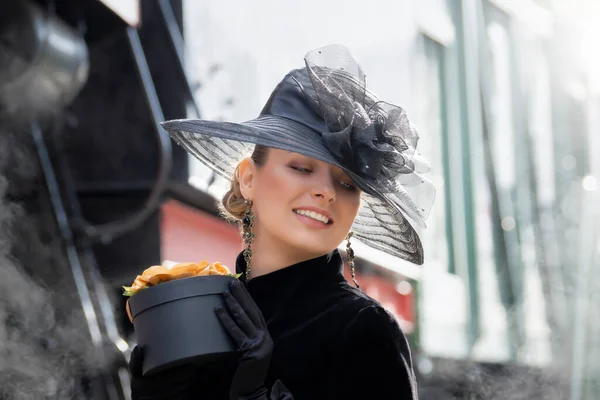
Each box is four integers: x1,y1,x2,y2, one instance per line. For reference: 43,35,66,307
160,200,242,269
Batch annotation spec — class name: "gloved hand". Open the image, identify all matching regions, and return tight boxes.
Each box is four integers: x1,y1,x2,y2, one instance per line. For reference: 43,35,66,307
215,279,274,400
128,345,197,400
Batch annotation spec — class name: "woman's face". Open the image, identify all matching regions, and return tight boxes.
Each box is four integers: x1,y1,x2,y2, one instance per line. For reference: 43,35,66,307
239,149,361,259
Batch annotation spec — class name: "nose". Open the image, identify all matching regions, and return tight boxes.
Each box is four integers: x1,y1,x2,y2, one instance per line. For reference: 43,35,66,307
310,174,336,203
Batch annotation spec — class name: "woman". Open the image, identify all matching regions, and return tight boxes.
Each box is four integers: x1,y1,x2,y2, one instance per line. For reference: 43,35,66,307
129,44,435,400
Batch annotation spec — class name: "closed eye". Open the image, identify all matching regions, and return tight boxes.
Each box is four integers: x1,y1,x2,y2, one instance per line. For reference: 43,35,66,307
290,164,357,191
339,181,358,191
290,166,312,173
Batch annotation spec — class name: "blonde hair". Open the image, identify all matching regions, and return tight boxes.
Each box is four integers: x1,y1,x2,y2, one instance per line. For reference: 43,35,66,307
219,145,270,221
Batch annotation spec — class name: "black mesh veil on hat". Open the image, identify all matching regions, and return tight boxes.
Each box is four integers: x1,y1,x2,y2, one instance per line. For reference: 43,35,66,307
161,44,435,265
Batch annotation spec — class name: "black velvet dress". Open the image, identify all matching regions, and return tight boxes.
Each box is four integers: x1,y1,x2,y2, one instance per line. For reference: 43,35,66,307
137,249,418,399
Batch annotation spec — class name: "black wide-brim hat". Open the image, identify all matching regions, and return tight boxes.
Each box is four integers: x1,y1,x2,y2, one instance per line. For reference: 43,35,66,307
162,45,435,265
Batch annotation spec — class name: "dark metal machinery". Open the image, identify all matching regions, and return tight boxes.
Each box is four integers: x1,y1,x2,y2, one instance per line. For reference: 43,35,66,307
0,0,208,398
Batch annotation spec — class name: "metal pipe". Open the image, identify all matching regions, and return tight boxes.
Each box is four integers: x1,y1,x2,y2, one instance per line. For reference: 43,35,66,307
77,27,172,243
157,0,221,201
31,120,103,346
50,118,131,358
157,0,202,118
34,120,125,399
0,1,89,123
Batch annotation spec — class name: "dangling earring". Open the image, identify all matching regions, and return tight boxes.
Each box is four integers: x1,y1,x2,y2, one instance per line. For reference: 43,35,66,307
346,231,359,289
242,199,256,281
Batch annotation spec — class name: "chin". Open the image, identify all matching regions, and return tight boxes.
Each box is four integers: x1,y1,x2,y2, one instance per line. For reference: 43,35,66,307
288,236,338,257
277,218,342,255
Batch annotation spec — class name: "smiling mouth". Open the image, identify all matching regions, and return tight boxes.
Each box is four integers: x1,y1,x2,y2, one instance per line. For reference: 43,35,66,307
293,209,332,225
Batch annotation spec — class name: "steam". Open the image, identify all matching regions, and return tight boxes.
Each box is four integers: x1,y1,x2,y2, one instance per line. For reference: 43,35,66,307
0,130,96,400
462,363,567,400
417,357,569,399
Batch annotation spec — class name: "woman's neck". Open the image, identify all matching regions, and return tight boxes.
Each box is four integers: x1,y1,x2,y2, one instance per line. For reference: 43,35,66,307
245,234,321,279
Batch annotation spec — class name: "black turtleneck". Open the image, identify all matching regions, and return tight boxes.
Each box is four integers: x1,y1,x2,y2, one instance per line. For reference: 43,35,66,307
161,250,418,399
235,249,419,399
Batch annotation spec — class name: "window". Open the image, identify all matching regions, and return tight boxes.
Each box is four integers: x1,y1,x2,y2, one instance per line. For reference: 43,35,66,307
413,35,454,274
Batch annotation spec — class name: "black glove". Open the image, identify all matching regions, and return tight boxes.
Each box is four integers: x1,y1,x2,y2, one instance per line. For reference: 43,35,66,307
215,279,275,400
128,345,197,400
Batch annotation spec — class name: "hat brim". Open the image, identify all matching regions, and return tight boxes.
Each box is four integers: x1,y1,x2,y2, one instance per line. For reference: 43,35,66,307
162,115,425,265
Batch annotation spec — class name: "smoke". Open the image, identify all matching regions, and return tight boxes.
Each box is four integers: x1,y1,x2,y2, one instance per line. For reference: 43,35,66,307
0,130,98,400
463,364,567,400
417,357,569,400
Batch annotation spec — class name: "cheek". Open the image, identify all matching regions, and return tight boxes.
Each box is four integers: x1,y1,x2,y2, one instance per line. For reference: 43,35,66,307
336,195,361,229
259,167,304,201
253,172,295,217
